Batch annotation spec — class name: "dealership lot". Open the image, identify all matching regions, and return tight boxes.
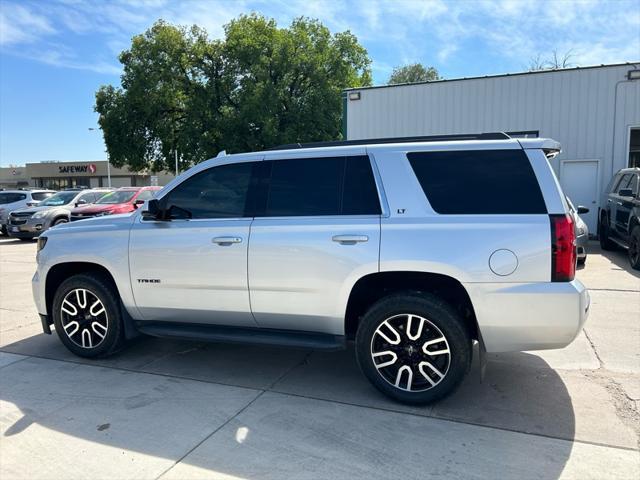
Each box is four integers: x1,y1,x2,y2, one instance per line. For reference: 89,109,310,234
0,238,638,479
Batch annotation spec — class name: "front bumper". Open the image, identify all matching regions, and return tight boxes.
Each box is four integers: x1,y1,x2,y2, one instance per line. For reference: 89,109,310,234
466,279,590,353
8,217,51,238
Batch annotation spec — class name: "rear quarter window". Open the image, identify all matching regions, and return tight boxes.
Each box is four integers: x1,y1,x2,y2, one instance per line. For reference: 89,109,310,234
407,149,547,214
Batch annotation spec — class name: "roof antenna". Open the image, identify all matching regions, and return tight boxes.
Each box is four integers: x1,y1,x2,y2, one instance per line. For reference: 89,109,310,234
216,150,227,158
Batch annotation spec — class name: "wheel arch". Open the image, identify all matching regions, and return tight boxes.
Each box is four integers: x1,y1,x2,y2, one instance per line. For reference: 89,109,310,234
44,261,138,339
344,271,479,341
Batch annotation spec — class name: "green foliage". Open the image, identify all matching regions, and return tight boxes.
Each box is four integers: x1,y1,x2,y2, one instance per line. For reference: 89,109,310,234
387,63,440,85
95,15,372,172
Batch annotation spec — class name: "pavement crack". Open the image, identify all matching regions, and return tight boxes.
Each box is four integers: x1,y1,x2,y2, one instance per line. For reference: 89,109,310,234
582,328,604,369
585,371,640,451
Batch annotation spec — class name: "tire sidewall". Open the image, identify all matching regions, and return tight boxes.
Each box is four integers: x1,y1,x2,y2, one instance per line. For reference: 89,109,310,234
356,294,470,405
52,274,121,358
630,227,640,269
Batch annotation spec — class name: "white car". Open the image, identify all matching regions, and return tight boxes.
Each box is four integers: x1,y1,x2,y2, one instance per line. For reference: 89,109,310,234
0,189,55,235
32,133,589,404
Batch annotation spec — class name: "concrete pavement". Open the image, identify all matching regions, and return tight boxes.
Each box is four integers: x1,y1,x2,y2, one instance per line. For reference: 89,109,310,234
0,238,638,479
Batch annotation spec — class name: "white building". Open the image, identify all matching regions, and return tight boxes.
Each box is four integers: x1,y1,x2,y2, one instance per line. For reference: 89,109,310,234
343,62,640,230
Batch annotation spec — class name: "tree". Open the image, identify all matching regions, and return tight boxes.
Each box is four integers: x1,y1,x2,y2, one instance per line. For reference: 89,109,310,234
95,15,372,172
387,63,440,85
528,49,576,71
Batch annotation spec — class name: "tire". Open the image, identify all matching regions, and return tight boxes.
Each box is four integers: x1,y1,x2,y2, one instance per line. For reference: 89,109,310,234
355,293,471,405
53,217,68,226
0,225,7,236
599,216,616,250
52,272,125,358
629,226,640,270
577,257,586,266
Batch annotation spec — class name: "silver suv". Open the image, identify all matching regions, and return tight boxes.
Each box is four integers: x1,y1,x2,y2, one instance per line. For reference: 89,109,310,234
32,133,590,404
9,188,111,240
0,189,55,235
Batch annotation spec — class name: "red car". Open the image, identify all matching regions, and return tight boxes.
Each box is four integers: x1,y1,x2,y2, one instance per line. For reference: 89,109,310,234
69,186,161,221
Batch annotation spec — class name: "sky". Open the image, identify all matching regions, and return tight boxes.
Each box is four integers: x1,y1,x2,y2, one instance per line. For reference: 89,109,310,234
0,0,639,166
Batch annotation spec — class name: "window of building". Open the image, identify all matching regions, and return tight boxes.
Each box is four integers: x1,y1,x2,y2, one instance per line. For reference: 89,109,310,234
407,149,547,214
165,162,254,219
262,156,380,217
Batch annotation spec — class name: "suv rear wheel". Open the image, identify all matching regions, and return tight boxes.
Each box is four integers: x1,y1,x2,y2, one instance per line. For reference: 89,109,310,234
355,293,471,405
52,272,125,358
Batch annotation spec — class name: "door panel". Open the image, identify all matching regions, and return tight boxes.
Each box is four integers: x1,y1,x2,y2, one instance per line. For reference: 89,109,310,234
559,160,599,231
248,216,380,335
129,218,256,326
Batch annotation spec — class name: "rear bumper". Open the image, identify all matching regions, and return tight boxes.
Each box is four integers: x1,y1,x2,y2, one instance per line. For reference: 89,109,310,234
466,280,590,352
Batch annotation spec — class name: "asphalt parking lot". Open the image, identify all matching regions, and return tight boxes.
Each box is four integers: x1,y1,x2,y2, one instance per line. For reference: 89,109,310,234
0,238,638,479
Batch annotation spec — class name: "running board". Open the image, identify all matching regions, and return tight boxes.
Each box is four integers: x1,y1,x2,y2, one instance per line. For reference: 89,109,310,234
609,236,629,250
135,322,346,351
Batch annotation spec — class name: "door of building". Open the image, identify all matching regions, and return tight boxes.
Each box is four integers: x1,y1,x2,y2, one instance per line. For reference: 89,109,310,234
559,159,599,231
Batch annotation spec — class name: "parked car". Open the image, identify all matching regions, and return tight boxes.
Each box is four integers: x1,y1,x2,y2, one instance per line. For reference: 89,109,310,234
598,167,640,269
566,197,589,265
8,189,111,240
0,189,55,235
32,133,589,405
70,187,161,221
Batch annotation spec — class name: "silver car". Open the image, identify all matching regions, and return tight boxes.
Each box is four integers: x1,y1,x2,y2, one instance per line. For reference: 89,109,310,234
567,197,589,265
8,189,110,240
32,134,589,404
0,189,55,235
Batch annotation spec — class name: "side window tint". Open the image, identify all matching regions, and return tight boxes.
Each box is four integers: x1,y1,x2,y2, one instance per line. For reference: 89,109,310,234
615,174,632,194
78,193,96,204
166,162,253,218
31,192,53,201
262,156,381,217
343,156,381,215
266,157,343,216
408,149,547,214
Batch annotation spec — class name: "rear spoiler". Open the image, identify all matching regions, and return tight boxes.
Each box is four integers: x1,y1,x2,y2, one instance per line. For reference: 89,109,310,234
518,138,562,159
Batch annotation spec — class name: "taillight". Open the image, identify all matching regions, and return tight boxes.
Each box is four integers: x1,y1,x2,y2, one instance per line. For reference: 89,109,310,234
550,214,576,282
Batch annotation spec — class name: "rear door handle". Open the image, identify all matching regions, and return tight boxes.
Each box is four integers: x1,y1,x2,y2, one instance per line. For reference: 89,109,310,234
212,236,242,245
332,235,369,245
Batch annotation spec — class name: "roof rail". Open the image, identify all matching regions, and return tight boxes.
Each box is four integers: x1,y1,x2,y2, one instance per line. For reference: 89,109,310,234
266,132,510,151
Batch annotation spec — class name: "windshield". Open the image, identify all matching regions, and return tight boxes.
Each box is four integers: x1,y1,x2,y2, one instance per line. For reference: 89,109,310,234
38,191,77,206
96,190,137,204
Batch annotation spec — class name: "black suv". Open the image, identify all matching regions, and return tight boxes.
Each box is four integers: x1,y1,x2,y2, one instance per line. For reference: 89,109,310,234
598,167,640,269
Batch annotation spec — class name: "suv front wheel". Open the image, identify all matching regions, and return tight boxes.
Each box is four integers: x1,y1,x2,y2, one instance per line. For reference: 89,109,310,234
356,293,471,405
52,272,125,358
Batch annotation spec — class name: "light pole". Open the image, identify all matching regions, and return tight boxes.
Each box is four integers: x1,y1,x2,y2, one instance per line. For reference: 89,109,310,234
88,127,111,188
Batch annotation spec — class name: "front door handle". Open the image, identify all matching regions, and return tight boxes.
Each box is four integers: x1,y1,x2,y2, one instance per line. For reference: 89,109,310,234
616,202,623,206
212,236,242,245
332,235,369,245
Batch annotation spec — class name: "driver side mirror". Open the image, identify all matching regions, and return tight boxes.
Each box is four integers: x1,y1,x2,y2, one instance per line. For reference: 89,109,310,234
75,199,87,208
142,198,163,220
618,188,635,198
577,206,589,215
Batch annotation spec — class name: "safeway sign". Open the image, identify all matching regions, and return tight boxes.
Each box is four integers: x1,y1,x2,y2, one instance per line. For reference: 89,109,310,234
58,164,98,174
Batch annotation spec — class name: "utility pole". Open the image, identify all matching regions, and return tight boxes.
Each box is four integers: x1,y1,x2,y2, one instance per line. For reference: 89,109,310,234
175,149,179,176
88,128,111,188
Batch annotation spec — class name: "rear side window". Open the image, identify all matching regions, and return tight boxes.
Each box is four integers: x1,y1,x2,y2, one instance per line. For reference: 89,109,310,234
0,193,27,203
263,156,380,216
407,149,547,214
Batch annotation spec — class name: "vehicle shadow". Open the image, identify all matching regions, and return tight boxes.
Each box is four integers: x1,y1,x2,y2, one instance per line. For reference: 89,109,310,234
0,333,577,479
587,242,640,278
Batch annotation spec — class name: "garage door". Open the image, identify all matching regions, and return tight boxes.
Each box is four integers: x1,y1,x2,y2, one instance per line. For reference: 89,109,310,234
559,160,599,231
